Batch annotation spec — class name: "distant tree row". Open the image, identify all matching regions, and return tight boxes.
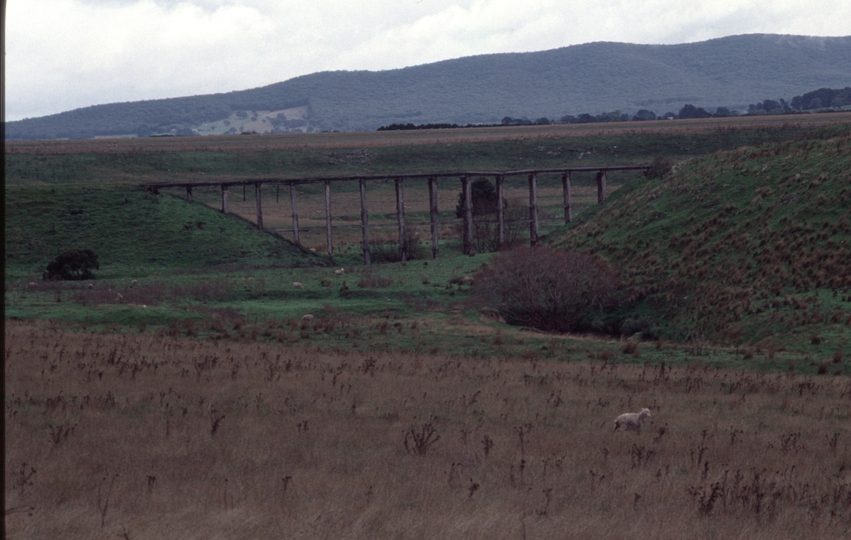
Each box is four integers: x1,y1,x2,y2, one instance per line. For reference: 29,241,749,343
377,122,464,131
377,87,851,132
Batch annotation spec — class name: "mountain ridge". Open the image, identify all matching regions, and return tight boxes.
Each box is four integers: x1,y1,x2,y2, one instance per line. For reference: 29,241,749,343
6,33,851,139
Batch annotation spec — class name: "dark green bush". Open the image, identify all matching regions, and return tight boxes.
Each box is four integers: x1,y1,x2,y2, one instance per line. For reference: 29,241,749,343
43,249,99,281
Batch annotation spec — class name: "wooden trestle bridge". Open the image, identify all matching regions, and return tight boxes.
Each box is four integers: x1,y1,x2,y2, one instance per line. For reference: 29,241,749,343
145,165,651,265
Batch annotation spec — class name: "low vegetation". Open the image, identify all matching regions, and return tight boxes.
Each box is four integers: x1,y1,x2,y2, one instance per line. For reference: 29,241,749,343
5,320,851,539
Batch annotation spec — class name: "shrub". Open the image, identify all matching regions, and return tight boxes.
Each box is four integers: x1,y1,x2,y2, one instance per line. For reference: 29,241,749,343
43,249,99,281
645,155,672,179
621,316,659,340
475,247,620,333
369,228,423,262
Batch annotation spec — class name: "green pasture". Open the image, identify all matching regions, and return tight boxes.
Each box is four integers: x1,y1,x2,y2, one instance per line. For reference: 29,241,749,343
5,122,851,375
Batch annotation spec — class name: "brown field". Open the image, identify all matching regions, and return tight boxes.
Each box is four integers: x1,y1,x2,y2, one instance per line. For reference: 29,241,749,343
6,319,851,539
6,112,851,155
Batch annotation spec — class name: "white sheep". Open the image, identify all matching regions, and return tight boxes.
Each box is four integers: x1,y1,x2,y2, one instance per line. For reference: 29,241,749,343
293,282,304,288
334,268,345,276
301,314,314,322
613,408,651,433
130,279,138,288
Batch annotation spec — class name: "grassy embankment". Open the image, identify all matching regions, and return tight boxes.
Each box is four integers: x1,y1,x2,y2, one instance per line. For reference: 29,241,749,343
551,133,851,356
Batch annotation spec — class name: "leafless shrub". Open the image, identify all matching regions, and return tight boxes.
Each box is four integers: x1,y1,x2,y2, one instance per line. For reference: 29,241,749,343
13,462,36,496
622,341,640,356
404,423,440,455
475,247,620,333
48,422,76,446
97,473,118,527
369,228,424,262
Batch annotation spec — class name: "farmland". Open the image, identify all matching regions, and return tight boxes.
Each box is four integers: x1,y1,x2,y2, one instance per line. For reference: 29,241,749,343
5,115,851,538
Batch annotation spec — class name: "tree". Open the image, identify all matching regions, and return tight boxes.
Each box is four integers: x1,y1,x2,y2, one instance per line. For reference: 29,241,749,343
43,249,100,281
455,177,500,218
632,109,657,121
678,104,711,119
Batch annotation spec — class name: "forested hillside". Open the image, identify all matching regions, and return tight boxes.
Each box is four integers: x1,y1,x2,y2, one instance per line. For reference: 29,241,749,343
6,34,851,139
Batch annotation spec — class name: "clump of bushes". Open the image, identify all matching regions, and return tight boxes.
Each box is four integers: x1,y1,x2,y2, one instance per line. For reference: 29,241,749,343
43,249,99,281
369,228,423,262
475,247,620,333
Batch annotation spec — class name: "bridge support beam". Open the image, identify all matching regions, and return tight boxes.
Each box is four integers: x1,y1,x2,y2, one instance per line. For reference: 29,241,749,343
186,186,193,202
255,183,263,230
461,175,474,255
324,181,334,264
496,175,505,250
562,172,572,223
290,184,300,247
596,170,607,203
528,173,539,246
360,179,371,266
428,177,439,259
221,185,229,214
395,178,407,262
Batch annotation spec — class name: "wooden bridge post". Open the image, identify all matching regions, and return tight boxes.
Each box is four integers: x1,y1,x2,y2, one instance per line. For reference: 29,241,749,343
395,178,407,262
289,184,300,247
255,183,263,229
428,177,440,259
360,179,371,266
461,175,474,255
596,170,607,203
221,185,229,214
186,186,193,202
325,181,334,264
496,175,505,250
562,172,572,223
528,173,539,246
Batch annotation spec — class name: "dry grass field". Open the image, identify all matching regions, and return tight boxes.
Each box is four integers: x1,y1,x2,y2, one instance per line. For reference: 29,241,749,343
5,319,851,539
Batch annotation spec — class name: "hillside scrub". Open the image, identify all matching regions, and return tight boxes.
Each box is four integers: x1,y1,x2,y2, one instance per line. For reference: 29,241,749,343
550,134,851,344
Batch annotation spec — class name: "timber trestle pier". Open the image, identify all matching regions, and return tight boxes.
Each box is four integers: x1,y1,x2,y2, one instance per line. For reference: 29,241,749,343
144,165,651,265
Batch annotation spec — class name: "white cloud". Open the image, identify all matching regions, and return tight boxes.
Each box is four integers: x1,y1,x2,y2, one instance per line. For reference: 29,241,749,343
5,0,851,121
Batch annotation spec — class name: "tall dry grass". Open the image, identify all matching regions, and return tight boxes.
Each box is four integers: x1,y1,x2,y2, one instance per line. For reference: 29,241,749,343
5,319,851,539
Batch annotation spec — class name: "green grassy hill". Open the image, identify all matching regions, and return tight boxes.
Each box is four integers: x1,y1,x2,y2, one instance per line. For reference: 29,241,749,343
4,185,320,278
7,34,851,138
549,135,851,348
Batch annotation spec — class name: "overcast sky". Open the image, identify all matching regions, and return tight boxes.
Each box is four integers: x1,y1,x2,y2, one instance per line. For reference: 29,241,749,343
5,0,851,121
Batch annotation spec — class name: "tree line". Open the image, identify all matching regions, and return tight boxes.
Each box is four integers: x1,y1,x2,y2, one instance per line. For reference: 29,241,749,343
378,86,851,131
